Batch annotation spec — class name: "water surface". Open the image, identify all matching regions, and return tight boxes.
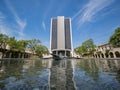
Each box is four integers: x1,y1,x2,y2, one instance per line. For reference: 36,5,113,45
0,59,120,90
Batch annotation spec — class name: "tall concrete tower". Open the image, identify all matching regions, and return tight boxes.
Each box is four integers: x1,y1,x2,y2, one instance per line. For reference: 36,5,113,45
50,16,72,57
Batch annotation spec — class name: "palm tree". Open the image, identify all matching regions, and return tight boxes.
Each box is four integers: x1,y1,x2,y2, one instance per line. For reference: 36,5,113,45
17,40,31,52
8,37,18,50
27,39,41,54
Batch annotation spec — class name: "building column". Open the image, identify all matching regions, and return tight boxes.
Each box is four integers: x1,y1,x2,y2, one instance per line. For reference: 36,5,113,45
18,53,21,58
28,54,30,58
9,53,12,58
22,54,24,58
113,52,116,58
108,54,110,58
56,51,58,55
0,52,2,59
65,51,66,57
104,53,106,58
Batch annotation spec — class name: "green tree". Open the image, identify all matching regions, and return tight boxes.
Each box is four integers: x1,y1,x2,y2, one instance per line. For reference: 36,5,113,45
35,45,49,57
82,39,96,55
8,37,18,50
74,39,96,57
74,46,87,56
0,33,49,58
0,34,9,57
7,37,31,52
17,40,31,52
27,39,41,54
109,27,120,47
0,34,9,49
82,39,95,49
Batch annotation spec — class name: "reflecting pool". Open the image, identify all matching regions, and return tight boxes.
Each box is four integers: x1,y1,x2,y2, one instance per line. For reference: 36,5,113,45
0,59,120,90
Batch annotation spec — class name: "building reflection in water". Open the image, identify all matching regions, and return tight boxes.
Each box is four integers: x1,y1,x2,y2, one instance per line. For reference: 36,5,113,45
1,59,120,90
49,60,75,90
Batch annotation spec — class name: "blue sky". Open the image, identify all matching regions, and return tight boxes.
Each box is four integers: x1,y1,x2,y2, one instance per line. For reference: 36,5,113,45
0,0,120,49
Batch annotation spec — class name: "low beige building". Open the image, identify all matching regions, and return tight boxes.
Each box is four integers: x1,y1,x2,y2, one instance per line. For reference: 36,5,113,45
94,42,120,58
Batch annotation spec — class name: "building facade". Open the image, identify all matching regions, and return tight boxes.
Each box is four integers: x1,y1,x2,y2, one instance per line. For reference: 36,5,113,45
50,16,72,57
94,42,120,58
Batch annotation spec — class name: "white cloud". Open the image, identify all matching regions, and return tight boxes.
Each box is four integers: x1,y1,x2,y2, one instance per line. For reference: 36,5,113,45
0,25,12,35
42,21,46,31
72,0,114,26
4,0,27,39
0,12,12,36
0,12,5,19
